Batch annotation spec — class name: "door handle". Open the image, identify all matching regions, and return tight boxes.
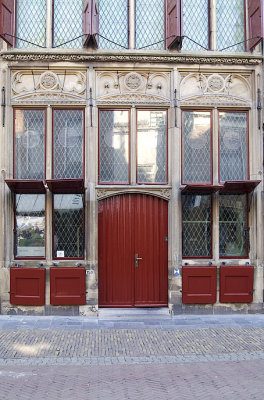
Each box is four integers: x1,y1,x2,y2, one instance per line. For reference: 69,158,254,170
135,253,143,268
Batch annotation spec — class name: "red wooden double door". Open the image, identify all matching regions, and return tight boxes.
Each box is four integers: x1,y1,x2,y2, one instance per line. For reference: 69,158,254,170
98,194,168,307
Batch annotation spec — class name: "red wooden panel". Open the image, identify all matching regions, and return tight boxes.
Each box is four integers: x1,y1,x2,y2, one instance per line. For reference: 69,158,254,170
98,194,168,307
248,0,263,50
219,180,261,194
83,0,98,48
166,0,182,49
181,185,222,194
46,179,85,194
0,0,14,46
182,266,217,304
50,267,86,305
5,179,46,194
10,267,46,306
220,265,254,303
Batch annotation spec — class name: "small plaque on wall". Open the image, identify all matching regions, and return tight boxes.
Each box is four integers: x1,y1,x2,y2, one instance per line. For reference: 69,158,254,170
57,251,64,257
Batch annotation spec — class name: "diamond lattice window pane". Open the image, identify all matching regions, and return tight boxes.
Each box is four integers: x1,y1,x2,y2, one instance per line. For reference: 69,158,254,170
217,0,245,51
15,109,45,180
98,0,128,49
16,0,46,48
182,194,211,257
137,110,167,183
53,194,84,258
182,111,211,184
219,194,247,257
16,194,45,257
219,112,248,182
53,109,84,179
182,0,209,50
53,0,83,48
99,110,129,183
136,0,165,49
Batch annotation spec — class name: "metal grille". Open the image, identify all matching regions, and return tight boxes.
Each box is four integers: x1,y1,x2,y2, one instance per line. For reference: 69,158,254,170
53,0,83,48
15,109,45,180
182,0,209,50
219,112,248,182
15,194,45,258
99,110,129,183
136,0,165,49
16,0,46,48
99,0,128,49
182,194,211,257
137,110,167,183
53,194,84,258
182,111,211,184
219,194,247,257
216,0,245,51
53,110,83,179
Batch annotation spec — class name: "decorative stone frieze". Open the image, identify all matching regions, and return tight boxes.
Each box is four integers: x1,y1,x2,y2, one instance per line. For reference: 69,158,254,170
96,187,171,201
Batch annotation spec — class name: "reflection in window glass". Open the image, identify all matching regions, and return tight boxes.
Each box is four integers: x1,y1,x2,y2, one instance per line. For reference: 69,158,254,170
182,0,209,50
53,194,84,258
15,195,45,258
99,0,128,49
219,112,248,182
136,0,165,49
182,194,211,257
53,0,83,48
219,194,247,257
99,110,129,183
16,0,46,48
53,109,83,179
137,110,167,183
182,111,211,184
15,109,45,180
217,0,245,51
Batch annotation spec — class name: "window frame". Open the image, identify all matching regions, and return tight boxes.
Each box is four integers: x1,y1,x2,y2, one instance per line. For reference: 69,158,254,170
52,107,85,180
218,109,249,184
14,193,46,260
13,107,47,180
52,193,85,260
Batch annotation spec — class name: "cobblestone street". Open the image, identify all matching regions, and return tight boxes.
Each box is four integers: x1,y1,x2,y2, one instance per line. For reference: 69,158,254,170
0,314,264,399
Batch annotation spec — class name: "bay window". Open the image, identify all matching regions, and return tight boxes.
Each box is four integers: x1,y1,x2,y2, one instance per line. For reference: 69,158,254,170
99,109,168,185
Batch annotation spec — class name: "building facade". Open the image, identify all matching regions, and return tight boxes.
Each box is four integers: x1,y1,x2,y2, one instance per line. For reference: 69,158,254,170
0,0,263,316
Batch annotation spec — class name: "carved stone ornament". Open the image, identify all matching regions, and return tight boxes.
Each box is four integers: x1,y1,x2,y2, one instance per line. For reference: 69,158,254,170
208,74,225,92
40,71,58,90
124,72,143,90
96,187,171,201
2,53,262,66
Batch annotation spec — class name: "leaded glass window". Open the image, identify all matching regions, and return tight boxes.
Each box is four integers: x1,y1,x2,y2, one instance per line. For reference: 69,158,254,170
182,0,209,50
219,112,248,182
219,194,247,257
216,0,245,51
182,111,211,184
16,0,46,48
136,0,165,49
15,194,45,258
137,110,167,183
14,109,45,180
53,109,84,179
53,0,83,48
98,0,128,49
99,110,129,184
53,194,84,258
182,194,211,257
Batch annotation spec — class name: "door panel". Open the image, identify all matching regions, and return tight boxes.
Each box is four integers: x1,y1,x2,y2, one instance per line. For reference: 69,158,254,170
98,194,168,307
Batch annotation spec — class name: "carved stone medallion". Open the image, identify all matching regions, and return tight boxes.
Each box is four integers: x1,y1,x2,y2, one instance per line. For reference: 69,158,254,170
208,74,225,92
40,72,58,90
124,72,142,90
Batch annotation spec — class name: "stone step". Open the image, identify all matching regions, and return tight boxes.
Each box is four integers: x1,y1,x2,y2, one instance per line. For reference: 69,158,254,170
99,307,171,320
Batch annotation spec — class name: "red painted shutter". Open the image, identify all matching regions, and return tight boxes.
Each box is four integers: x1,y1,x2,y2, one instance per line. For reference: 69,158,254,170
0,0,14,46
220,266,254,303
10,267,46,306
182,266,217,304
50,267,86,305
248,0,263,50
83,0,98,48
166,0,182,49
